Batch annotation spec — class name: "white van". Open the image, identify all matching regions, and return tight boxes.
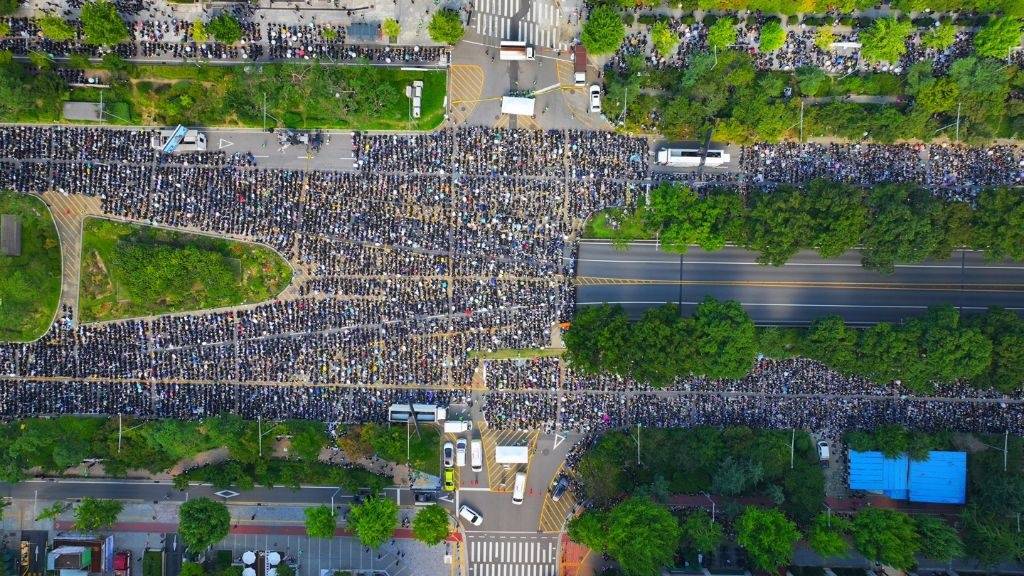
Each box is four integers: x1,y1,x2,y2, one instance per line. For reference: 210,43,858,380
470,439,483,472
512,471,526,505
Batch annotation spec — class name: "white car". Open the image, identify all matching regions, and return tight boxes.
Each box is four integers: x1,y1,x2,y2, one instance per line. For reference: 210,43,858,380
588,84,601,114
458,504,483,526
456,438,467,467
443,441,454,468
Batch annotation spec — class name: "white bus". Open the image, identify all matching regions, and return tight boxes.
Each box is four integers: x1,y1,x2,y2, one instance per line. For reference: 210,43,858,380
656,148,731,168
499,40,535,61
151,128,207,153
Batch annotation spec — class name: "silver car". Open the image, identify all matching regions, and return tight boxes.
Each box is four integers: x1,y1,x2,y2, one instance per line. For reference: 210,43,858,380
443,441,454,468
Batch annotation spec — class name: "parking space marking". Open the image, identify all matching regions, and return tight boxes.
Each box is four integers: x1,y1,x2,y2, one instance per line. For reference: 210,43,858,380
536,463,576,533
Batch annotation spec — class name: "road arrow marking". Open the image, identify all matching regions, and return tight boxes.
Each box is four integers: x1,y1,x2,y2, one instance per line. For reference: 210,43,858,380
218,138,234,150
553,434,565,449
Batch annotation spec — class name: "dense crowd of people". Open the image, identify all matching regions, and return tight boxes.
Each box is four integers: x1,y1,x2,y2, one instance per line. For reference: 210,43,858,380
0,125,1020,437
0,13,444,64
612,17,987,76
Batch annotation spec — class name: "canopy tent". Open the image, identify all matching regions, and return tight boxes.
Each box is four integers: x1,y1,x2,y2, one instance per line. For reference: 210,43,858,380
501,96,536,116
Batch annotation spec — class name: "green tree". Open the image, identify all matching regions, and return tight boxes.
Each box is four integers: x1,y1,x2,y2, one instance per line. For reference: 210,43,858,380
814,27,835,51
745,187,812,265
961,505,1022,566
758,21,787,53
692,298,756,379
73,498,123,532
781,463,825,525
79,0,128,45
180,563,205,576
28,50,51,70
36,13,75,41
860,18,913,63
974,188,1024,262
807,512,851,559
707,17,737,51
650,21,678,58
805,180,867,259
564,303,632,375
851,508,920,570
288,423,327,462
206,13,242,44
191,20,208,43
736,507,800,572
178,498,231,552
604,498,681,576
803,315,858,372
680,510,723,554
348,496,398,548
0,0,18,16
412,504,450,545
973,16,1021,59
568,510,607,551
711,457,763,496
627,304,691,387
304,505,337,539
922,22,956,50
915,516,964,561
382,18,401,40
581,5,625,56
861,184,943,273
35,501,69,522
427,9,464,45
797,66,829,96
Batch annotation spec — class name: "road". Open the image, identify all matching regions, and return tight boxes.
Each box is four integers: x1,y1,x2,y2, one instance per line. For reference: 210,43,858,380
574,241,1024,325
0,478,394,506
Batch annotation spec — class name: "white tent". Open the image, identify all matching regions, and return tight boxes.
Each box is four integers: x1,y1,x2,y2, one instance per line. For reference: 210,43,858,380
495,445,529,464
501,96,536,116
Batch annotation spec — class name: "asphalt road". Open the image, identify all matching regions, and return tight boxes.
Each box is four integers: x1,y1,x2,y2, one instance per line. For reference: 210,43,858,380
204,129,357,171
574,241,1024,325
0,478,397,506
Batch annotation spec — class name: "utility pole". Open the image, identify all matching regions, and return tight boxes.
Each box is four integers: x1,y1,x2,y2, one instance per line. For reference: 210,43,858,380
1005,430,1009,472
258,414,262,457
262,92,267,131
407,415,412,464
954,101,961,142
636,423,641,466
117,413,122,453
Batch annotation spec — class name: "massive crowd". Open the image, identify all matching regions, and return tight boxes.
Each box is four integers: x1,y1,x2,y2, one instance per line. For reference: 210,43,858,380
0,13,445,65
611,17,985,76
0,126,1020,438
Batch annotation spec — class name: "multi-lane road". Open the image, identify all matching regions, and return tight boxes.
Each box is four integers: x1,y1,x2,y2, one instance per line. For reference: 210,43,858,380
575,241,1024,325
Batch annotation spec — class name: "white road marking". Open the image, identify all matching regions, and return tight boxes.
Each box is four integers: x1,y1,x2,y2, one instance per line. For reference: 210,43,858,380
218,138,234,149
576,301,1024,311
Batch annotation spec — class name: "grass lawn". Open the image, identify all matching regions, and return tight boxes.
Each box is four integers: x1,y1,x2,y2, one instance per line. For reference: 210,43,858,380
124,63,444,130
142,550,163,576
582,208,653,240
2,60,446,130
79,218,292,322
0,191,61,342
469,348,564,360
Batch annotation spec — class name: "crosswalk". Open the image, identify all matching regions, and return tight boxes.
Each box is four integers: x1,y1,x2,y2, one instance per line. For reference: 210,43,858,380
468,538,558,576
472,0,563,48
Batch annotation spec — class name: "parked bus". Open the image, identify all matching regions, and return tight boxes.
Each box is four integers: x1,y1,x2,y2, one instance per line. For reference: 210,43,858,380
656,148,731,167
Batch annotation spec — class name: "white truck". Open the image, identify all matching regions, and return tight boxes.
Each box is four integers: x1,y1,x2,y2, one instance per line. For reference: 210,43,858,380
500,40,535,61
572,45,587,85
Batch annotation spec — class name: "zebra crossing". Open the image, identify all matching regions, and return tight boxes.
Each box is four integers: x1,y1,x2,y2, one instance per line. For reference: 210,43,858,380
472,0,563,48
468,537,558,576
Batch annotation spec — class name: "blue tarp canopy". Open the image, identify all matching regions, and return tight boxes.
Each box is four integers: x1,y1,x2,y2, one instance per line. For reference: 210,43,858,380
848,450,966,504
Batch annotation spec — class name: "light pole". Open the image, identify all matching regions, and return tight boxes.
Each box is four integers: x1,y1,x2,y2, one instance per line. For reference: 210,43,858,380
701,492,715,521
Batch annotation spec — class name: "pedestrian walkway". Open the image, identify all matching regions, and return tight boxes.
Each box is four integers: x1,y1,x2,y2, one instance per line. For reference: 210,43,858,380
468,535,558,576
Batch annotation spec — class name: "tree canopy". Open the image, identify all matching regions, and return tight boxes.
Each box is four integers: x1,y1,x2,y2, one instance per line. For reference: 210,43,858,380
178,498,231,552
736,507,801,572
680,510,723,554
411,504,450,545
602,498,682,576
348,496,398,548
707,17,737,50
427,9,464,45
206,13,242,44
650,21,679,58
73,498,123,532
581,5,625,56
79,0,128,45
36,14,75,41
758,21,787,53
915,515,964,561
860,18,914,63
851,508,920,570
807,512,851,559
921,22,956,50
973,16,1021,59
304,505,337,539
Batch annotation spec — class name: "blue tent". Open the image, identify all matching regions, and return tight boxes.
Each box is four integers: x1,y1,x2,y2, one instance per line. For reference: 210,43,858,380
848,450,966,504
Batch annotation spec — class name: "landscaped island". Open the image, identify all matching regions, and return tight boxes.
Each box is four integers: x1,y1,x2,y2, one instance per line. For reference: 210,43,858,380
0,191,61,341
79,218,292,322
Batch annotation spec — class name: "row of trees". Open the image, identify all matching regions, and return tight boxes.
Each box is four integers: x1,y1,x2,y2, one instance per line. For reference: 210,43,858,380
26,4,245,46
0,415,331,481
305,500,450,547
569,497,968,575
597,0,1024,16
565,300,1024,392
615,181,1024,272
